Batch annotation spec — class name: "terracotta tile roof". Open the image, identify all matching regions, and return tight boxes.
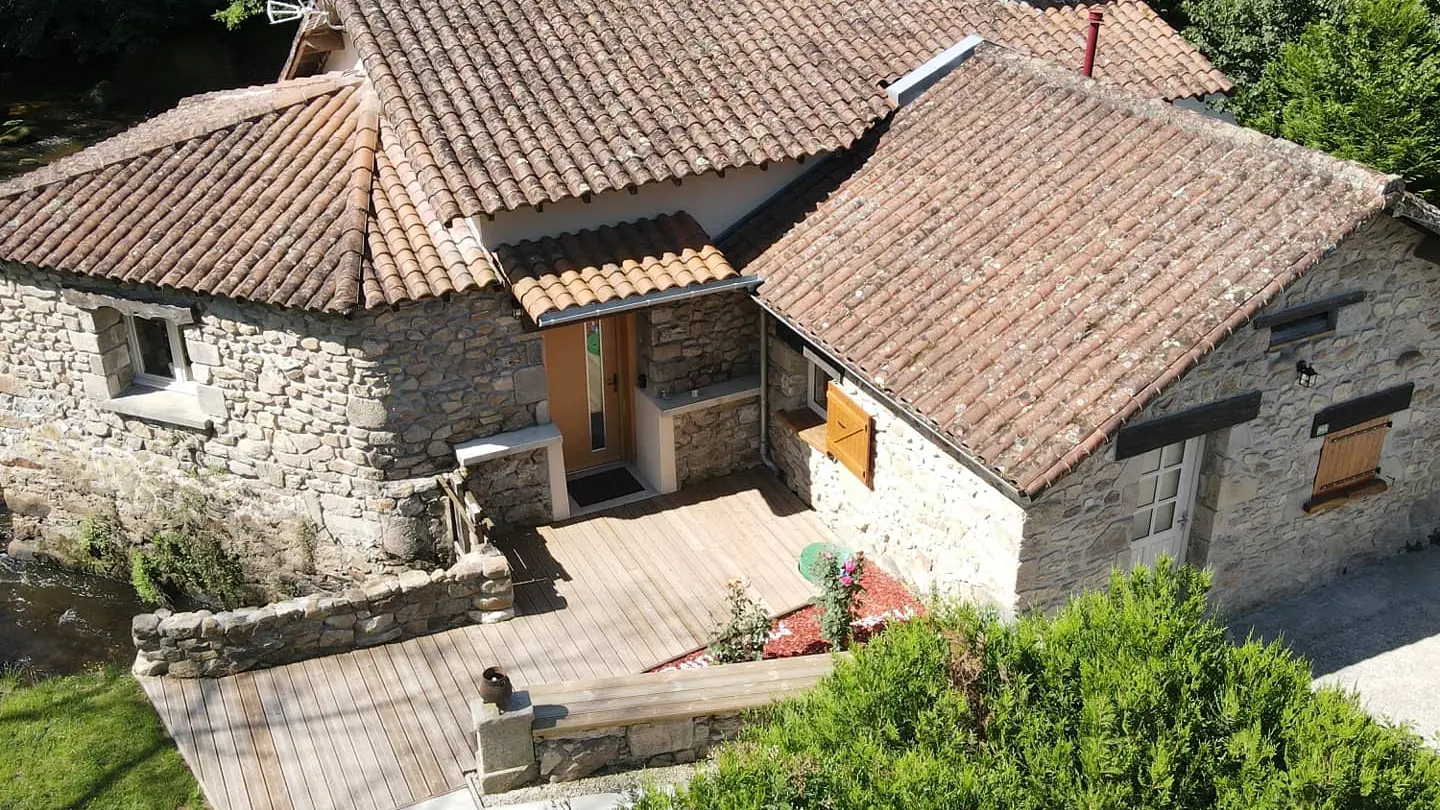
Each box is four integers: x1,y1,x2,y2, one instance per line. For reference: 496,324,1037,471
729,46,1397,497
0,75,496,312
496,212,740,323
331,0,1228,222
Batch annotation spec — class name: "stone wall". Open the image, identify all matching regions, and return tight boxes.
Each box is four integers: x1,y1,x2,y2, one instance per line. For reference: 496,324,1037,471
0,264,548,593
1017,214,1440,613
131,549,514,677
535,714,743,783
635,291,758,394
674,397,760,488
464,446,552,528
766,324,1026,611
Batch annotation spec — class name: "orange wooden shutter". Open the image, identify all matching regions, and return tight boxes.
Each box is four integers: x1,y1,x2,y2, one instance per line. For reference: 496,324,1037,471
825,382,874,487
1313,416,1389,497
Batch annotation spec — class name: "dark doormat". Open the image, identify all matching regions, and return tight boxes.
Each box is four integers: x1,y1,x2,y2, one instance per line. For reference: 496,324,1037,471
568,467,647,507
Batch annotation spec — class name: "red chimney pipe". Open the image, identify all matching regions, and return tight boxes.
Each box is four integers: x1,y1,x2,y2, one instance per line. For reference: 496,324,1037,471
1082,9,1103,77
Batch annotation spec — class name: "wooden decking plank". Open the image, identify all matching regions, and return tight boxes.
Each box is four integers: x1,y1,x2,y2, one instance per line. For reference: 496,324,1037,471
368,644,453,797
380,637,469,790
231,673,296,810
720,486,816,610
283,657,370,808
529,655,839,706
199,676,253,810
549,517,658,674
299,654,393,810
145,678,219,809
178,677,231,809
585,505,711,660
685,486,799,613
411,632,484,775
506,549,605,682
249,668,322,810
351,646,437,800
510,583,593,681
558,515,675,670
539,525,651,677
595,502,719,646
483,612,548,685
263,664,341,810
562,513,693,663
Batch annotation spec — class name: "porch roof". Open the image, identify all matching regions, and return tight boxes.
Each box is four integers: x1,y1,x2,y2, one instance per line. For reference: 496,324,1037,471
494,211,747,325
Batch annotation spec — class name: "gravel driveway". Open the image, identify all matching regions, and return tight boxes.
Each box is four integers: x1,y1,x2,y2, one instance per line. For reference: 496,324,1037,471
1229,546,1440,746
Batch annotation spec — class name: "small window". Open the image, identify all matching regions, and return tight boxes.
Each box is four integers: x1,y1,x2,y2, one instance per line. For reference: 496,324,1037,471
802,348,840,418
1268,310,1336,347
125,315,191,390
1253,291,1365,349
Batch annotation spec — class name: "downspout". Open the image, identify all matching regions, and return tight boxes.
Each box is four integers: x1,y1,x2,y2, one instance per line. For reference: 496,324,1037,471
1082,10,1103,78
758,309,780,475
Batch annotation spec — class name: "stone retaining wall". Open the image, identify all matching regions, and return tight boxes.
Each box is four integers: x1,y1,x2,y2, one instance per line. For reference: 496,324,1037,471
535,714,744,783
131,550,514,678
674,397,760,488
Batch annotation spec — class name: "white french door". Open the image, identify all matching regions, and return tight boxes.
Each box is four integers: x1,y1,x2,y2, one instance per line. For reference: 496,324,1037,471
1128,436,1203,569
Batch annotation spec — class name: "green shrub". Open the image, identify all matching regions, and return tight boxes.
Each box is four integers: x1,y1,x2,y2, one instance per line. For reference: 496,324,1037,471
636,561,1440,809
1179,0,1333,86
1229,0,1440,201
810,551,865,650
74,513,128,576
708,580,771,664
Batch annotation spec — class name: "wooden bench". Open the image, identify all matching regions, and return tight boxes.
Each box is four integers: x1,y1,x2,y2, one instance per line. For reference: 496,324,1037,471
528,654,844,737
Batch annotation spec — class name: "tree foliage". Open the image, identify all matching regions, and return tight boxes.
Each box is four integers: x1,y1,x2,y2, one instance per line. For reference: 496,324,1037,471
215,0,266,29
1231,0,1440,201
636,562,1440,810
1179,0,1334,86
0,0,202,64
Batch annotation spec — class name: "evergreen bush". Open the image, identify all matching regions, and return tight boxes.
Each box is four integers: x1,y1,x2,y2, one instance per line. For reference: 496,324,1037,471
636,561,1440,809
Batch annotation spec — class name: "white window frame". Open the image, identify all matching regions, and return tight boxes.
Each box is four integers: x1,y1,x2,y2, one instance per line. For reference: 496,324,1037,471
802,347,840,418
124,314,192,392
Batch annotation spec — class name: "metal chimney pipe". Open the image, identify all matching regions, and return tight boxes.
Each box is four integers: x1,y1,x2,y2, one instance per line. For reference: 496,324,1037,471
1082,9,1103,77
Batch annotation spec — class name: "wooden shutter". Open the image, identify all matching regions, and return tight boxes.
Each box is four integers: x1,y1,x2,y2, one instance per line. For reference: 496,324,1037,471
825,382,874,487
1312,416,1390,498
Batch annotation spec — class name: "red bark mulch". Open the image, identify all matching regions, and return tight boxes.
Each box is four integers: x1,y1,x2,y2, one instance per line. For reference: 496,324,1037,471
649,564,924,672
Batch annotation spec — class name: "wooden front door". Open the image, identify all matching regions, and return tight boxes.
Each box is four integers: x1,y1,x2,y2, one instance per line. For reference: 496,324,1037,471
542,316,631,472
1128,436,1203,569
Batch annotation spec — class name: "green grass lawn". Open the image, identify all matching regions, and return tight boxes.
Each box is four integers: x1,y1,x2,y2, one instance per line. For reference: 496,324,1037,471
0,664,203,810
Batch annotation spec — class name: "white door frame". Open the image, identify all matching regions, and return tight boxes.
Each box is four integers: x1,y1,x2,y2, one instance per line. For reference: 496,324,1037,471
1128,435,1204,569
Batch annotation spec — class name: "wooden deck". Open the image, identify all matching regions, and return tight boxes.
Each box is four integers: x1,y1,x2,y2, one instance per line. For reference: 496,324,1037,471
142,469,837,810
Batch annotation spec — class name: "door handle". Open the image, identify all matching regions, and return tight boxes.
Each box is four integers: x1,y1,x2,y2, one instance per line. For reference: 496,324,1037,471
1177,511,1189,528
609,373,619,392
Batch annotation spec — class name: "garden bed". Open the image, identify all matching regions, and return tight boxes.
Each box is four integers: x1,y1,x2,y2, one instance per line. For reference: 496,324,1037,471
650,564,923,672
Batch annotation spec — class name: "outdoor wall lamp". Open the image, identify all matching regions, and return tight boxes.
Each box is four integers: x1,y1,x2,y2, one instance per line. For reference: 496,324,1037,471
1296,360,1318,388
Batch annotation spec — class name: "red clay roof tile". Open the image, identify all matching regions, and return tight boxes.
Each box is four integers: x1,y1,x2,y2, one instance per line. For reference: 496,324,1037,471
0,76,496,312
331,0,1228,222
728,46,1395,497
496,212,740,323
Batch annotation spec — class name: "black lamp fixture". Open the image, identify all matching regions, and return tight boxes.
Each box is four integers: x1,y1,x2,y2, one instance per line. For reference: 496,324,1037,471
1296,360,1318,388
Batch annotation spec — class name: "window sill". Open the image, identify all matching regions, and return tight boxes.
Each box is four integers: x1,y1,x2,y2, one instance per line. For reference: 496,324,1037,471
98,387,212,430
1302,478,1388,514
777,408,827,453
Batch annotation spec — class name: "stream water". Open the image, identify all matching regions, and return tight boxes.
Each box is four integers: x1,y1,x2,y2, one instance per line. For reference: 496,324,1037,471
0,553,150,678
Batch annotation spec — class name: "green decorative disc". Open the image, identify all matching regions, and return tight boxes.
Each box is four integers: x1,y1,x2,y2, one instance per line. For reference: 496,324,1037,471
799,541,850,584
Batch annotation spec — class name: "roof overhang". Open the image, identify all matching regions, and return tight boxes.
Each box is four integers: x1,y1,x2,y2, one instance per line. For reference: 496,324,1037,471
536,274,760,328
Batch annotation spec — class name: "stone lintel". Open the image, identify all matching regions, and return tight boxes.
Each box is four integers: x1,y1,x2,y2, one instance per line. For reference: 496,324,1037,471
62,289,196,324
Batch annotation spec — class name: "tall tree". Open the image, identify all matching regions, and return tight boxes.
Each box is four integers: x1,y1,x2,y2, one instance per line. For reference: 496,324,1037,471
1231,0,1440,201
1179,0,1333,86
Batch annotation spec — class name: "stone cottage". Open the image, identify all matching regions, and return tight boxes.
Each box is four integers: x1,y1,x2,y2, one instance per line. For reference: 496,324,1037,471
727,45,1440,614
7,0,1422,613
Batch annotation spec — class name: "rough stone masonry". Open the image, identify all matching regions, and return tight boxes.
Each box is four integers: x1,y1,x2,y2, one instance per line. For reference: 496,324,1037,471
132,550,514,677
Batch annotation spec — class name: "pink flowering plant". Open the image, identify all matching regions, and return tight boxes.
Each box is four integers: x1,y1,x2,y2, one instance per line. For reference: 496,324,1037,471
811,550,866,650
